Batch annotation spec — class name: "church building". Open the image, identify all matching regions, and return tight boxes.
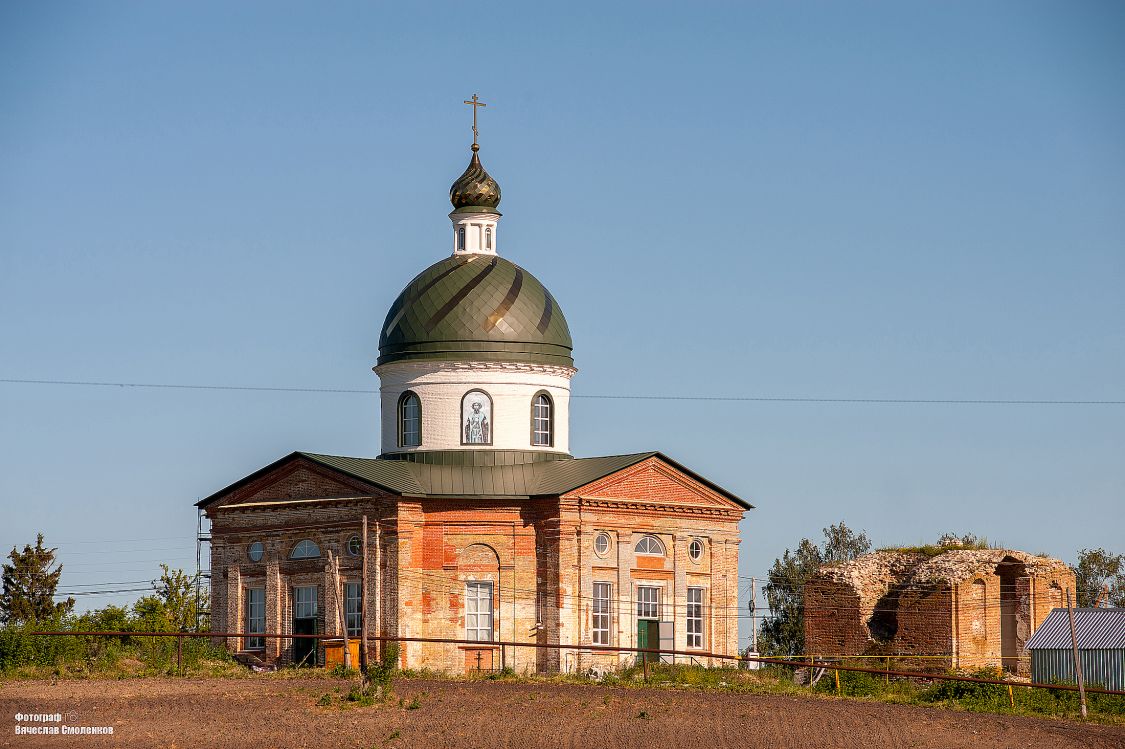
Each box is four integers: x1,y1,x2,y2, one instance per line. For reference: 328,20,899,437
197,106,751,674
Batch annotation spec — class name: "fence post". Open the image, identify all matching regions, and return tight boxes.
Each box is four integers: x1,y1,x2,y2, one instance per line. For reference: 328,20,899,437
1066,589,1088,719
835,666,840,695
176,634,183,677
1007,684,1014,709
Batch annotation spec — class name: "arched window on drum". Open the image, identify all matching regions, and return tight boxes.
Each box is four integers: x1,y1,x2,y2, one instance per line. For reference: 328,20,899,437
531,392,553,447
398,391,422,447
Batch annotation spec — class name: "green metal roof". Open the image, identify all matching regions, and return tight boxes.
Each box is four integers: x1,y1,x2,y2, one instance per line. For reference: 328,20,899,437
377,255,574,368
197,450,751,509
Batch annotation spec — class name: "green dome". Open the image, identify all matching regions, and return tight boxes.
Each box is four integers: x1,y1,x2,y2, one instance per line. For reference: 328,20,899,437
377,255,574,368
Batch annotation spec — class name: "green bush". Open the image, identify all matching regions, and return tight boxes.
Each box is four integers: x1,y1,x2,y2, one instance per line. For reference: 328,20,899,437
813,664,892,698
918,668,1009,710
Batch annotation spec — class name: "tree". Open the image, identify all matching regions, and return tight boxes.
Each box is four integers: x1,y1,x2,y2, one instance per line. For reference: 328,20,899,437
0,534,74,625
758,522,871,656
1074,548,1125,608
132,565,206,632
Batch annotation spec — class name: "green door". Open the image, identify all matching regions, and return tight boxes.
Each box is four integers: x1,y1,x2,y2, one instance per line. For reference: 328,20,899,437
636,620,659,665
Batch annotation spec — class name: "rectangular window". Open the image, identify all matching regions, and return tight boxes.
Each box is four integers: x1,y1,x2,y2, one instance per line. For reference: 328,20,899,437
245,587,265,650
592,582,611,645
294,585,317,619
465,581,494,642
637,586,660,620
687,587,704,648
345,582,362,638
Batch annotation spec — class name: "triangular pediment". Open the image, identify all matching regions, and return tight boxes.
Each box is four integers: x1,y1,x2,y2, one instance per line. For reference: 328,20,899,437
204,454,390,509
564,456,744,512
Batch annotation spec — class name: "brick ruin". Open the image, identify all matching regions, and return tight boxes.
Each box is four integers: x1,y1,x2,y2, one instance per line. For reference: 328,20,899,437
803,548,1074,675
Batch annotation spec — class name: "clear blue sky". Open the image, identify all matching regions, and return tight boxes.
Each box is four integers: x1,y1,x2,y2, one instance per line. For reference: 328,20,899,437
1,1,1123,647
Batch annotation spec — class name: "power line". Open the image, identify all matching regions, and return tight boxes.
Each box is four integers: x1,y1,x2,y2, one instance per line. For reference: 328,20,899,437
2,378,1122,405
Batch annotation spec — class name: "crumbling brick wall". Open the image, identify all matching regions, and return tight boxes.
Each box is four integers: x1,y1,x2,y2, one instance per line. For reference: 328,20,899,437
805,549,1074,674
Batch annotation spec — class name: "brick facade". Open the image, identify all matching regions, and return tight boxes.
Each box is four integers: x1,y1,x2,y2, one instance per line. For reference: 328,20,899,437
206,455,744,674
803,549,1074,675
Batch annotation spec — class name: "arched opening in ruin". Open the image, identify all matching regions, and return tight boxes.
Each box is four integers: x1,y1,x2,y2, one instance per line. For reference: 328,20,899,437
866,586,903,644
996,557,1029,674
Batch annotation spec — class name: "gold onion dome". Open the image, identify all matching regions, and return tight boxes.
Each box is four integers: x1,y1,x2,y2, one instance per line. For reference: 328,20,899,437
449,144,501,211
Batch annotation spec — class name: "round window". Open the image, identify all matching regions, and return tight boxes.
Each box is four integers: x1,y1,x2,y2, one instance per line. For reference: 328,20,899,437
688,539,704,562
248,541,264,562
594,532,611,557
347,535,361,557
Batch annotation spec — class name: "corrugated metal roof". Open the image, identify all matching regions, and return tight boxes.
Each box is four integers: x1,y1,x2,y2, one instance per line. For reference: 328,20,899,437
299,453,425,495
1025,608,1125,650
532,452,658,495
199,450,751,509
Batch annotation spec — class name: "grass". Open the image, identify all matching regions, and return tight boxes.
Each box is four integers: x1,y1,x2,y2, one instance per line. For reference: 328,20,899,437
3,637,1121,726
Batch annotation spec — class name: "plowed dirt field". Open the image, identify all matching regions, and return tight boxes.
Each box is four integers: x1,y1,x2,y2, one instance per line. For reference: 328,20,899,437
3,676,1122,749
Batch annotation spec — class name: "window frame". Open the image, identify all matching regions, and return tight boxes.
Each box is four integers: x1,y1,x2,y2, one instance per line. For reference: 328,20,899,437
688,539,704,563
345,581,362,638
245,587,265,650
457,226,466,251
637,585,660,621
530,391,553,447
485,226,492,250
592,582,612,645
634,535,665,556
289,539,321,560
247,541,264,563
346,535,362,557
686,587,704,649
293,585,318,619
398,391,422,448
465,581,494,642
593,532,611,558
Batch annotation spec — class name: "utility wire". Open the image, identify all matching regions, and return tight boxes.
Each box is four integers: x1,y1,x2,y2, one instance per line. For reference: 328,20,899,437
3,378,1122,405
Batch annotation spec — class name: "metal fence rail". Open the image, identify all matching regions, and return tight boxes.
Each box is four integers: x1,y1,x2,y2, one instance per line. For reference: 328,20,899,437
22,630,1125,698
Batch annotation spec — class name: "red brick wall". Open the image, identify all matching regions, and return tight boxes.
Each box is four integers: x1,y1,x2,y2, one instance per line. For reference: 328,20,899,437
206,455,746,674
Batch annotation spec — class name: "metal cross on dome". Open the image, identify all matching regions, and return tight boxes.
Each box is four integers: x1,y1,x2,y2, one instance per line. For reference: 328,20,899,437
463,94,487,146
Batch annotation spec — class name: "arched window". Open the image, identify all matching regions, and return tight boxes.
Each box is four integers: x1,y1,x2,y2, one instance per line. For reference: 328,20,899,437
532,392,552,446
398,391,421,447
457,227,466,251
485,226,493,250
634,535,664,556
289,539,321,560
